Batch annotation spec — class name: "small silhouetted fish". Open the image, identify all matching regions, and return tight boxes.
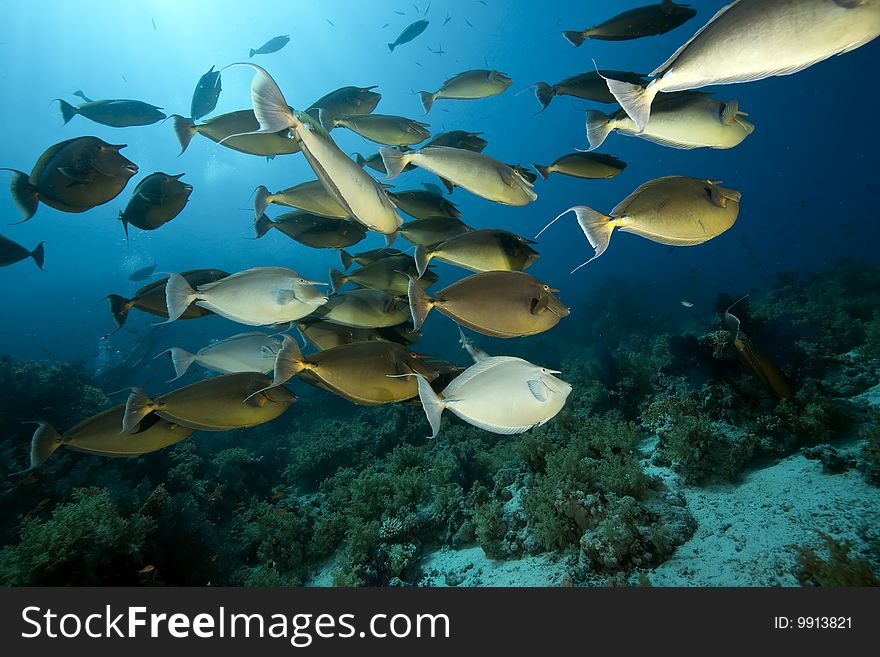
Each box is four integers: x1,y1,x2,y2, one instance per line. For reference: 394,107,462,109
680,300,694,308
465,18,473,27
382,22,390,28
326,18,335,26
151,17,156,30
129,262,157,281
73,89,93,103
428,44,445,54
394,11,405,15
56,97,165,127
249,35,290,57
190,65,222,121
444,13,451,25
0,234,45,270
389,19,429,51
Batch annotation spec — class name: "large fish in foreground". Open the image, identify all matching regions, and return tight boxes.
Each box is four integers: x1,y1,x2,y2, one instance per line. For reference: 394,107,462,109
408,270,568,338
254,212,367,249
539,176,741,272
269,337,438,405
381,146,537,206
118,172,192,238
606,0,880,132
164,266,329,326
411,356,571,438
586,92,753,151
15,409,194,474
123,373,296,433
562,0,696,46
227,63,403,236
419,69,512,113
158,332,283,381
171,112,303,157
3,137,138,223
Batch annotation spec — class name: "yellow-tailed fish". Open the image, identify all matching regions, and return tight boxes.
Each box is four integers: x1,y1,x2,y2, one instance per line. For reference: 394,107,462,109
540,176,741,271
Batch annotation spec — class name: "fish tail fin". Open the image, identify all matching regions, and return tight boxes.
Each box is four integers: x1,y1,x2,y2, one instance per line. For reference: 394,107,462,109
532,82,556,112
353,152,367,167
56,99,78,125
30,241,46,270
388,43,396,52
407,274,435,330
254,212,273,238
419,91,435,114
122,388,156,434
561,30,587,47
118,210,131,243
585,110,614,151
329,267,346,294
380,147,413,179
105,294,133,330
533,164,551,181
414,374,446,438
569,206,615,272
414,245,433,278
165,347,195,381
12,421,63,475
271,335,306,389
3,168,39,224
253,185,271,220
171,115,197,154
164,272,197,322
605,78,657,134
384,231,397,248
339,249,354,270
249,48,256,58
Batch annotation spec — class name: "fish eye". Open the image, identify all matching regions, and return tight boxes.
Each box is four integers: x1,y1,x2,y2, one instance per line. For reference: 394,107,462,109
542,284,550,291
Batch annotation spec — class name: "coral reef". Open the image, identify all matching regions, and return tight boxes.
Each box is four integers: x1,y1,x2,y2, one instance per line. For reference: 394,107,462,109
794,531,879,587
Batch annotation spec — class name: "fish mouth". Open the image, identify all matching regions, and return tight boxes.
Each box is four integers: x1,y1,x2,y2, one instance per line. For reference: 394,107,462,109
125,164,139,176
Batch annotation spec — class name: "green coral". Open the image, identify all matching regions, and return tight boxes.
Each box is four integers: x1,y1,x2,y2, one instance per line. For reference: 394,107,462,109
0,487,153,586
521,411,652,552
657,414,757,485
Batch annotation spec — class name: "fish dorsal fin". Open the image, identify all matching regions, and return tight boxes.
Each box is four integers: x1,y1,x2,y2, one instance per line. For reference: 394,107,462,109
31,138,84,177
651,1,743,78
527,378,548,402
442,355,522,397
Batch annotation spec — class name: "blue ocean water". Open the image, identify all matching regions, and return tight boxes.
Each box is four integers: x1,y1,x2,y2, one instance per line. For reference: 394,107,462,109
1,0,879,587
2,0,877,369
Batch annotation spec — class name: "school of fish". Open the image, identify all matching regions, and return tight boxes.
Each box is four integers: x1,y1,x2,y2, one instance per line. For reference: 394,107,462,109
4,0,878,472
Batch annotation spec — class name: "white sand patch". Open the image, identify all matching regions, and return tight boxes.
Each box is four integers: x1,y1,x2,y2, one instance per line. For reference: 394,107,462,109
645,452,880,586
419,546,569,587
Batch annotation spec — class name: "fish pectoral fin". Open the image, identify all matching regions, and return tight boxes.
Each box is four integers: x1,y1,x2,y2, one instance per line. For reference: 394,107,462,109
498,167,516,187
275,288,299,305
58,167,92,184
527,379,548,402
530,294,549,315
137,190,162,204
